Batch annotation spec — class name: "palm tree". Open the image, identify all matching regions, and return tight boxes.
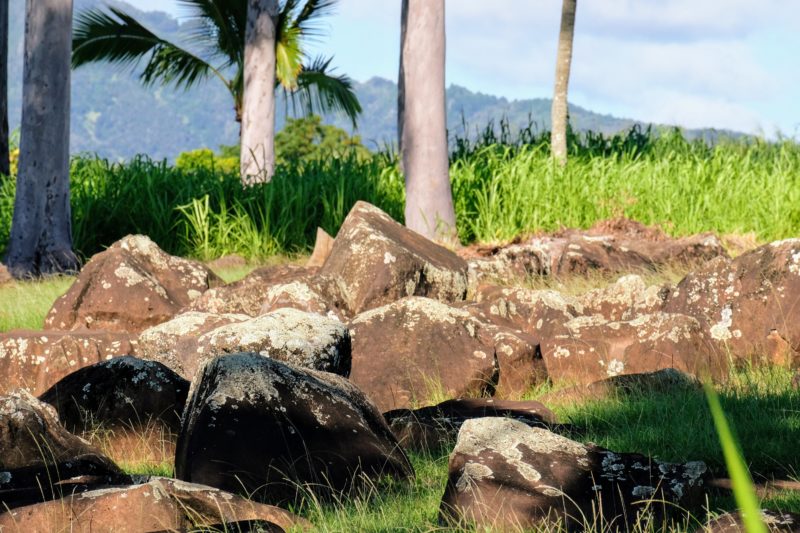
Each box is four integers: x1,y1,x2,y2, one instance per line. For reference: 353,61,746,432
71,0,361,181
550,0,577,164
7,0,78,277
398,0,457,244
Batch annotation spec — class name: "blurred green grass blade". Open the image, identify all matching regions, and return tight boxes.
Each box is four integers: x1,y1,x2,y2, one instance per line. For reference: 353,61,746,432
704,381,768,533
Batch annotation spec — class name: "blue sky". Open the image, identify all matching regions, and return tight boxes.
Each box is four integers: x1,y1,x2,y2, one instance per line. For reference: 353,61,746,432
131,0,800,137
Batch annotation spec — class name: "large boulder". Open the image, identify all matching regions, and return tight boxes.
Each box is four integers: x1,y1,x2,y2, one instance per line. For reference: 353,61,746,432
439,417,708,531
540,311,728,386
319,201,469,315
0,390,129,509
0,477,310,532
45,235,221,333
348,297,543,412
578,274,670,322
259,275,347,320
39,356,189,432
138,308,351,379
0,330,136,396
188,263,316,316
175,353,414,503
384,398,557,453
664,240,800,365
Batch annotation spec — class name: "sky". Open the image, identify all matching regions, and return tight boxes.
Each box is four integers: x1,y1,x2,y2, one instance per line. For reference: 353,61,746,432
130,0,800,137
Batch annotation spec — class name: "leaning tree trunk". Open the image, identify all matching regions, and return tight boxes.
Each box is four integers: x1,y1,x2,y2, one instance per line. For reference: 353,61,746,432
398,0,457,244
0,0,9,177
240,0,278,185
6,0,78,277
550,0,577,164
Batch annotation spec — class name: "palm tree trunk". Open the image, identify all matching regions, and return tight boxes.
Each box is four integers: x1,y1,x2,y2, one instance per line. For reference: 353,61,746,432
0,0,9,177
240,0,278,185
6,0,78,277
551,0,577,164
398,0,457,244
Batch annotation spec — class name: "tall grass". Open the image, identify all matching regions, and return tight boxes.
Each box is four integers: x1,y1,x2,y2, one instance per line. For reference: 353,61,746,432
1,127,799,261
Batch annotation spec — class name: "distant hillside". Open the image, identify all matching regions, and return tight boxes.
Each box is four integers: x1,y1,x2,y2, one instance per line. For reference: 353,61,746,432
6,1,743,161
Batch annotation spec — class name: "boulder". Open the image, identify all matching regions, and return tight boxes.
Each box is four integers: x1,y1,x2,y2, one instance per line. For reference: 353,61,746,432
439,417,708,531
540,312,728,386
175,353,414,503
206,253,247,274
188,263,316,316
139,308,351,379
307,226,335,268
348,297,543,412
664,240,800,365
45,235,221,333
384,398,557,453
0,330,136,396
259,275,347,320
38,356,189,432
136,311,250,377
463,242,550,287
0,477,310,532
578,274,670,322
0,390,129,509
707,511,800,533
318,201,469,315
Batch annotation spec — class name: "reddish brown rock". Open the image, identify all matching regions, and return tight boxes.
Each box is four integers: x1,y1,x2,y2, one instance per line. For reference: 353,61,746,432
259,275,347,320
45,235,221,333
0,477,310,532
307,226,335,268
439,417,708,531
539,312,728,386
464,243,550,286
188,263,315,316
707,511,800,533
138,308,351,379
348,297,543,412
39,356,189,432
578,274,670,321
0,390,130,510
175,353,413,504
206,253,247,273
0,330,136,396
664,240,800,365
384,398,557,453
318,201,469,315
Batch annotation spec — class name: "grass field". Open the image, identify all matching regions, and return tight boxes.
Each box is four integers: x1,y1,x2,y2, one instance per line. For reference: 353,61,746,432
3,270,799,532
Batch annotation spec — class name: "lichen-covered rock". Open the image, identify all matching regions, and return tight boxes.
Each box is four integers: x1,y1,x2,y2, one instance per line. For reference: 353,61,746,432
0,330,136,396
136,311,250,377
464,243,550,288
0,477,310,532
318,201,469,315
0,390,129,510
348,297,543,412
439,417,708,531
39,356,189,432
578,274,670,322
259,275,347,320
188,263,317,316
45,235,221,333
175,353,414,503
540,311,728,386
707,511,800,533
665,240,800,365
384,398,557,453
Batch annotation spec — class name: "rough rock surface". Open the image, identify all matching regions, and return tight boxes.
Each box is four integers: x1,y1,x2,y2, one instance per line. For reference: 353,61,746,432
348,297,543,412
138,308,351,379
45,235,221,333
384,398,557,453
540,368,700,404
578,274,670,321
259,275,347,320
0,390,129,509
707,511,800,533
319,201,469,315
540,311,727,386
307,226,335,268
0,477,310,532
0,330,136,396
188,263,316,316
440,417,708,531
39,356,189,432
664,240,800,365
175,353,414,503
206,253,247,273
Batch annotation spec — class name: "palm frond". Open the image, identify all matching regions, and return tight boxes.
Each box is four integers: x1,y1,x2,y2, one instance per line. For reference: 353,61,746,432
177,0,246,67
275,25,303,89
288,56,361,127
293,0,338,41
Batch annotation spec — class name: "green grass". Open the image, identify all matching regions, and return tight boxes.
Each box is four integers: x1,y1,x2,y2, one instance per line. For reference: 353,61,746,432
0,276,74,331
